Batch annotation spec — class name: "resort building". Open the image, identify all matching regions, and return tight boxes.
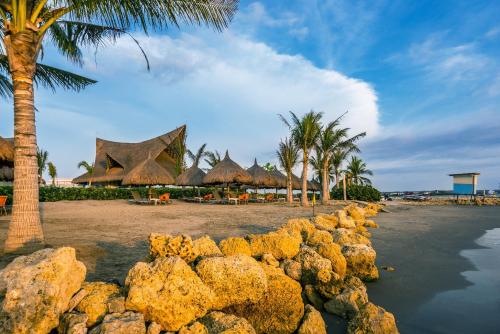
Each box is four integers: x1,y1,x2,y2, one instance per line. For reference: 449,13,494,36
449,172,480,195
73,126,186,186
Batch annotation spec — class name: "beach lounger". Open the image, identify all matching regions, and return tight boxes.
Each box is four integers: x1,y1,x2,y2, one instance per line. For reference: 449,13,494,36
265,193,275,202
159,193,172,205
0,195,7,215
238,193,249,204
129,191,150,205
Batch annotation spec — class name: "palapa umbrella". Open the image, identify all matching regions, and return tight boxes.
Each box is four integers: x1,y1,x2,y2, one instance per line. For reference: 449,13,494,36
269,167,287,189
203,151,252,194
246,159,277,194
176,164,206,196
0,137,14,162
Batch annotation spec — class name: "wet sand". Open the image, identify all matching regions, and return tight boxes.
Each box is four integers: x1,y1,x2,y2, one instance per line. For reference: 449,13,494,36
1,201,499,333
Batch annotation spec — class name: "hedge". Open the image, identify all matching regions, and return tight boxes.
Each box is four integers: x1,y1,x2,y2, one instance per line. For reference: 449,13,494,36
0,186,213,205
330,184,381,202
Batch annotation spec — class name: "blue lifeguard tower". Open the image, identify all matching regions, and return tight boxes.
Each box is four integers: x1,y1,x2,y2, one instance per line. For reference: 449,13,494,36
449,172,480,196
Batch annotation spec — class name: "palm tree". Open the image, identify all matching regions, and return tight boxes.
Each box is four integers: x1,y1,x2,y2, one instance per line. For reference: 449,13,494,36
187,143,207,167
276,137,299,204
345,156,373,185
280,111,323,206
77,161,94,187
3,0,238,253
36,148,48,185
204,150,222,168
48,162,57,186
262,162,276,172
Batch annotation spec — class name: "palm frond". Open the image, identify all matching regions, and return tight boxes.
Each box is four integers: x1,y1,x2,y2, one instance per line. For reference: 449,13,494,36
0,73,12,98
34,62,97,91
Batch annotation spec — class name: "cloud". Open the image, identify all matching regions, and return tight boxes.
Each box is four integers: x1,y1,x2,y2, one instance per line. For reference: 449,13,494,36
29,31,379,179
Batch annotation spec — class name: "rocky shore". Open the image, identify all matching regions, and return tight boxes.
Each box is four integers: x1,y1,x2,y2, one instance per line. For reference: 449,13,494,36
0,203,398,334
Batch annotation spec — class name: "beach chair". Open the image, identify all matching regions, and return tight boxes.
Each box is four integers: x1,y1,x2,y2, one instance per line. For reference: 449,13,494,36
129,191,150,205
238,193,249,205
265,193,275,202
0,195,7,215
159,193,172,205
203,193,214,202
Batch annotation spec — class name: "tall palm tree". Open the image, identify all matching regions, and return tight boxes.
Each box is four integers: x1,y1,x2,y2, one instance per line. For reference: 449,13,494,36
77,160,94,187
187,143,207,167
2,0,238,253
262,162,276,172
48,162,57,186
280,110,323,206
36,148,48,184
276,137,299,204
204,150,222,168
345,156,373,185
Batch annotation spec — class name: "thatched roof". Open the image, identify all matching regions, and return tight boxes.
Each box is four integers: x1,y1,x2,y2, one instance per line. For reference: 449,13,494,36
176,165,206,186
73,126,186,185
269,168,287,189
247,159,276,188
0,137,14,162
291,173,302,190
308,179,321,191
203,151,252,185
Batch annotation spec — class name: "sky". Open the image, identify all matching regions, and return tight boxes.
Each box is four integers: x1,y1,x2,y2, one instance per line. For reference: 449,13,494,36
1,0,499,191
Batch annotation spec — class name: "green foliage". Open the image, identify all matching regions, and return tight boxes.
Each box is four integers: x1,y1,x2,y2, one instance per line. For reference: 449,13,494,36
330,184,381,202
0,186,213,205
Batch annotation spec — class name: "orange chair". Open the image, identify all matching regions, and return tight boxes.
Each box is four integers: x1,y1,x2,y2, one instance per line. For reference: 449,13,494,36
159,193,171,205
0,196,7,215
203,193,214,201
238,193,249,204
265,193,274,202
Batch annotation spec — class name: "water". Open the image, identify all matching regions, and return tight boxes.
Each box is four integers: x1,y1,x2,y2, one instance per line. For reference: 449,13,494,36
403,228,500,333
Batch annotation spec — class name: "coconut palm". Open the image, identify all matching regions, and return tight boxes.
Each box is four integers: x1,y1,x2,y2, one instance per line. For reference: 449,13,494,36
48,162,57,186
345,156,373,185
276,137,299,204
77,160,94,186
36,148,48,184
187,143,207,167
204,150,222,168
3,0,238,253
280,111,323,206
262,162,276,172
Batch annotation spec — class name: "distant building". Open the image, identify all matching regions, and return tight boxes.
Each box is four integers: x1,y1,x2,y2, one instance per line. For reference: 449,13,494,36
449,172,480,195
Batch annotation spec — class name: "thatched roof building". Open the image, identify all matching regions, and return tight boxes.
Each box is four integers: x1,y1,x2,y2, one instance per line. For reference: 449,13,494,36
203,151,252,185
269,167,287,189
0,137,14,182
73,126,186,186
176,165,206,186
247,159,276,188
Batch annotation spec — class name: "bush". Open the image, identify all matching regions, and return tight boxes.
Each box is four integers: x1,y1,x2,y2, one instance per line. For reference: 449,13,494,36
330,184,381,202
0,186,213,205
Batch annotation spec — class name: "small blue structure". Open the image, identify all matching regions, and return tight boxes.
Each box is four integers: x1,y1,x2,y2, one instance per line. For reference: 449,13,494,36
449,172,480,195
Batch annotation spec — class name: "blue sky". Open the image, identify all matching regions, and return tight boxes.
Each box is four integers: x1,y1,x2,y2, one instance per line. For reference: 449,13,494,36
1,0,499,191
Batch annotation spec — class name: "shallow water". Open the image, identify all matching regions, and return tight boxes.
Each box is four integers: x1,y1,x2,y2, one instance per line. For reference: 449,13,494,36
403,228,500,333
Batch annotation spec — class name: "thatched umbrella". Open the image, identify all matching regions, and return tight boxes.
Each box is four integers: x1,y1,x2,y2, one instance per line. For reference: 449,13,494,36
122,158,175,186
203,151,252,194
247,158,276,189
291,173,302,190
0,137,14,162
176,164,206,197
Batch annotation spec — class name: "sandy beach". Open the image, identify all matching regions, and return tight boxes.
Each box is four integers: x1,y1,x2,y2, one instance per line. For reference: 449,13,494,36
1,200,499,333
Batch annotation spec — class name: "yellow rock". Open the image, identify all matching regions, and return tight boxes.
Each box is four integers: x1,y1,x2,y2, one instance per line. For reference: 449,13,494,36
280,259,302,281
335,210,356,229
324,276,368,318
331,228,372,247
261,253,280,267
226,264,304,334
364,220,379,228
125,256,214,331
193,235,223,257
248,230,301,260
179,322,208,334
313,215,338,232
342,244,379,281
345,204,366,223
297,305,327,334
303,285,325,310
195,255,268,310
307,230,334,247
364,203,382,217
200,311,256,334
347,302,399,334
294,245,333,285
281,218,316,241
148,233,198,263
314,242,347,279
75,281,121,326
219,237,252,256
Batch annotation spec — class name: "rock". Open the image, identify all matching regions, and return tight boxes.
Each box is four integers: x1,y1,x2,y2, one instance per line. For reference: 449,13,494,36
364,220,378,228
297,305,327,334
345,205,366,223
193,236,223,258
148,233,197,263
226,264,304,334
75,282,122,326
248,230,301,260
58,312,88,334
313,215,338,232
307,230,334,247
146,322,162,334
195,255,267,310
294,245,334,284
0,247,86,334
280,259,302,281
125,256,214,331
281,218,316,241
355,225,371,238
335,210,356,229
303,285,324,310
200,311,256,333
363,203,382,217
68,289,88,313
314,242,347,279
331,228,371,247
261,253,279,267
178,322,207,334
324,276,368,318
107,296,126,314
89,312,146,334
342,244,379,281
347,302,399,334
219,237,252,256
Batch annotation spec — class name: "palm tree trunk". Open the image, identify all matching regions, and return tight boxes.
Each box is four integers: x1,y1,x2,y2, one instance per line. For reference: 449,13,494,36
335,170,340,189
4,30,44,253
321,166,329,205
287,173,293,204
301,151,309,206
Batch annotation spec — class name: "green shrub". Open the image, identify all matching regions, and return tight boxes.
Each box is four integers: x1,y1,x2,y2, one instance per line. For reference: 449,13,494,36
0,186,213,204
330,184,381,202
